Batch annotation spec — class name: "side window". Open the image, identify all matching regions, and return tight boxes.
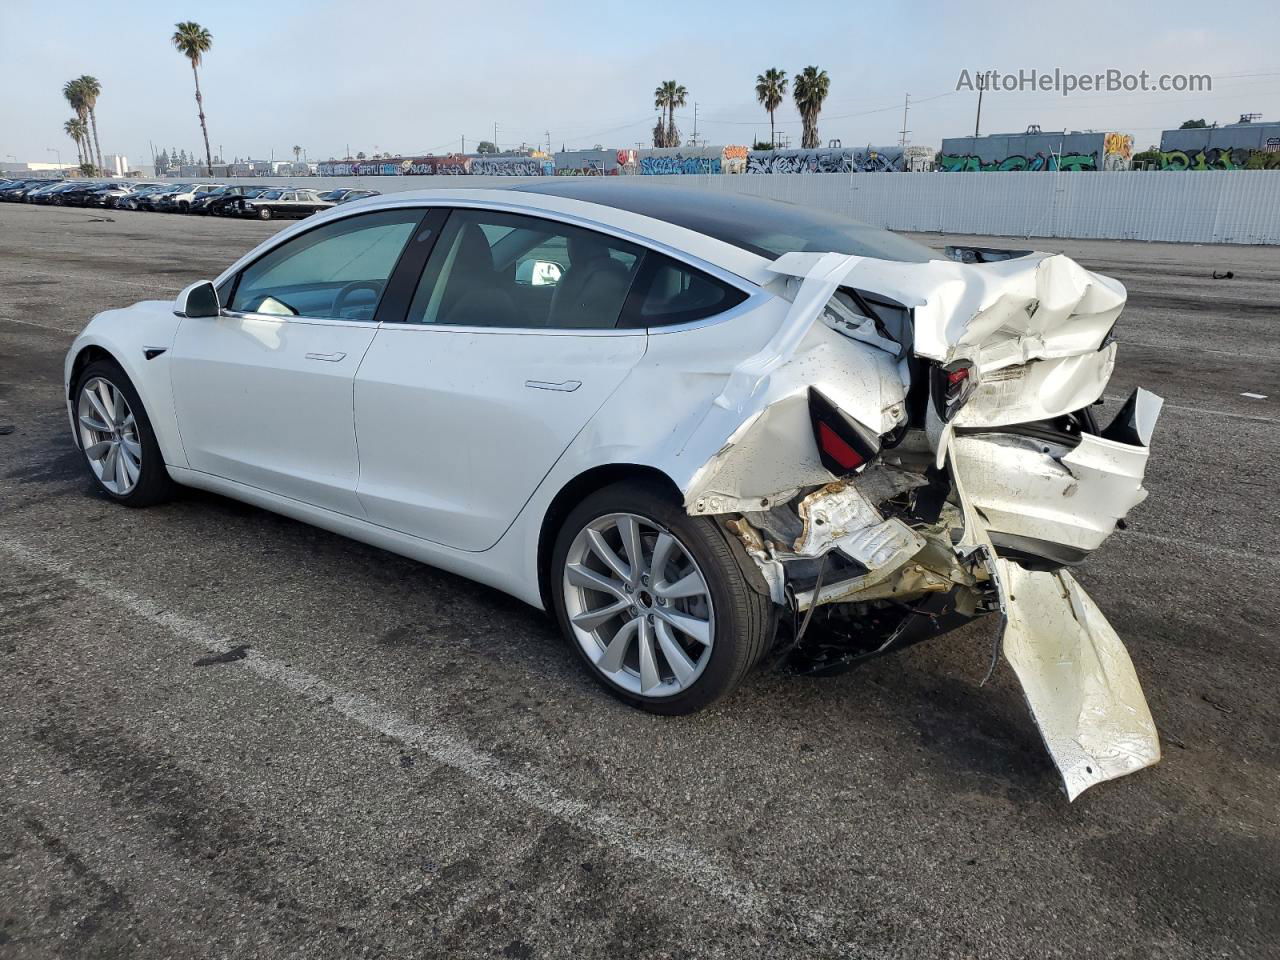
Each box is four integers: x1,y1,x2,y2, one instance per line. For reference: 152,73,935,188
405,209,643,329
621,253,749,328
229,209,422,321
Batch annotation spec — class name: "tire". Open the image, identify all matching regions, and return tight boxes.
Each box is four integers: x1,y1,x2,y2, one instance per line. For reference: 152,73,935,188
257,207,272,220
72,358,175,508
551,480,775,715
178,201,189,213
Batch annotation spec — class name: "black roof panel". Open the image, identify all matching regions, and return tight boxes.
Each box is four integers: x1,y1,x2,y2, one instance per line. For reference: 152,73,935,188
508,180,938,263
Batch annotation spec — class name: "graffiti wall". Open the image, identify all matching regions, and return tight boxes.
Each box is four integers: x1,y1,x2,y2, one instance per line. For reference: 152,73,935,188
1103,133,1133,171
745,146,906,174
1138,147,1261,170
638,148,722,175
468,156,552,176
553,149,636,175
722,145,748,175
938,131,1131,172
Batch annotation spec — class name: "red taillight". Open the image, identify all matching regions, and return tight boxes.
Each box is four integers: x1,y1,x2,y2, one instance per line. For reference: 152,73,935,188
946,367,970,387
817,421,865,471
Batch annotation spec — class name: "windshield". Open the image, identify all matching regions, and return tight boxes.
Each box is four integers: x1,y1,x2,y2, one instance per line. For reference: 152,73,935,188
258,190,283,200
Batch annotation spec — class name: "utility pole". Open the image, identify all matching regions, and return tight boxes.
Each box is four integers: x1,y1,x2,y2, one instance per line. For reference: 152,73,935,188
493,122,498,152
974,74,985,137
546,130,551,155
461,136,465,154
898,93,911,147
692,102,698,147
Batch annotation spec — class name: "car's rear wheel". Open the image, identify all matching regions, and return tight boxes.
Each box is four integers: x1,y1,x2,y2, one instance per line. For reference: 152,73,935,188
552,481,775,715
73,359,175,507
257,207,272,220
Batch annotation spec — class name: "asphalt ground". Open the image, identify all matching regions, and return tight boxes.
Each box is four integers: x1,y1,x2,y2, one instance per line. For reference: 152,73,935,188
1,201,1277,959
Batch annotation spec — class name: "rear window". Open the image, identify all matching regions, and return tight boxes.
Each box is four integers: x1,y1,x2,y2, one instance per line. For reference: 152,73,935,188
620,253,748,328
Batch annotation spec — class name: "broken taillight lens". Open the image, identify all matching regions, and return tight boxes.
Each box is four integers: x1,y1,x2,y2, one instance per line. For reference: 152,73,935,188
816,421,865,471
931,361,976,421
809,388,878,476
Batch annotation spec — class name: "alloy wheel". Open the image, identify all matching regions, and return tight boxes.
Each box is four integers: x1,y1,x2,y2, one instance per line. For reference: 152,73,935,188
563,512,715,697
77,376,142,495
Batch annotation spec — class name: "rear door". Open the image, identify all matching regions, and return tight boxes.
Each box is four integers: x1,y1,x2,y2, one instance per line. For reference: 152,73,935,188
170,208,425,515
354,206,648,551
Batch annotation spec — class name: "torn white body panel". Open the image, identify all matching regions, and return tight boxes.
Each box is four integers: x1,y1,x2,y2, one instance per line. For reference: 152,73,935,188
669,245,1162,799
996,560,1161,801
950,427,1155,557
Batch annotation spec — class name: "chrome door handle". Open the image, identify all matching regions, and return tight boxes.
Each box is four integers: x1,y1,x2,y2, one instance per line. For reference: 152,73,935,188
305,351,347,362
525,379,582,393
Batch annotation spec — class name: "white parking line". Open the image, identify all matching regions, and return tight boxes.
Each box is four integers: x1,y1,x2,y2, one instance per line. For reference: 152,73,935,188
1103,395,1279,425
0,315,79,334
0,537,844,949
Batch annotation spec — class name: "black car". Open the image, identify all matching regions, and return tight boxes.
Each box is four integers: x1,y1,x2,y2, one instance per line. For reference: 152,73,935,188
0,179,45,201
239,188,334,220
197,184,275,216
316,187,382,204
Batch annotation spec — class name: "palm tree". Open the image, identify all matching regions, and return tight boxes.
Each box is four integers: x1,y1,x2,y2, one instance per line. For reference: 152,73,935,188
62,79,93,173
76,75,105,175
653,80,687,148
64,118,88,170
292,145,301,164
172,21,214,176
755,68,788,148
793,66,830,150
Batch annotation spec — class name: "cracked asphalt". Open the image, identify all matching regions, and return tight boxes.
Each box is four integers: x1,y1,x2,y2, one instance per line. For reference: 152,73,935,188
1,202,1277,959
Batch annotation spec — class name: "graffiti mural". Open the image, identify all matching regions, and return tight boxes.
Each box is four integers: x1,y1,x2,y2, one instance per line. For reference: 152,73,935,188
744,146,906,174
938,152,1099,172
721,145,748,175
638,152,722,175
468,156,551,176
1140,147,1252,170
1103,133,1133,171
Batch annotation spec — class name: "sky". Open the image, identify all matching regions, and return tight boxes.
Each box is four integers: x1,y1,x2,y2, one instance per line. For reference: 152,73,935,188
2,0,1278,167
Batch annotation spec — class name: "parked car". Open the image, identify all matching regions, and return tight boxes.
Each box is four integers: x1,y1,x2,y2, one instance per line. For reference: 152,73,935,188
0,179,47,201
193,184,273,216
58,182,133,207
62,184,1164,800
27,180,83,204
117,184,176,211
99,183,161,209
317,188,382,204
240,188,334,220
154,183,225,213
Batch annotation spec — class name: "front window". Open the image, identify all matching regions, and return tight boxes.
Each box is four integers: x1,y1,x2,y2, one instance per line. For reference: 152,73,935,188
229,210,423,321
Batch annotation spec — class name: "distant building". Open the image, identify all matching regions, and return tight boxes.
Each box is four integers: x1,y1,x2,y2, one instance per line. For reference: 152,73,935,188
1150,120,1280,169
939,129,1133,171
1,160,78,178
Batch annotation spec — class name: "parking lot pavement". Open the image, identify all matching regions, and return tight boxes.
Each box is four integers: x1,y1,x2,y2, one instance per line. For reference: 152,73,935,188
1,202,1277,959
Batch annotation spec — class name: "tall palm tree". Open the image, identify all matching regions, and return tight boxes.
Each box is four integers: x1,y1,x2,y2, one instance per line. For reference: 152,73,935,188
62,79,93,173
172,21,214,176
793,66,830,150
755,68,788,148
64,118,88,170
76,75,105,175
653,80,687,148
292,145,302,164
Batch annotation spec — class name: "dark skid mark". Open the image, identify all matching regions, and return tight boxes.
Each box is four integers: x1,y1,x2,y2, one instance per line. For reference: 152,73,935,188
193,644,251,667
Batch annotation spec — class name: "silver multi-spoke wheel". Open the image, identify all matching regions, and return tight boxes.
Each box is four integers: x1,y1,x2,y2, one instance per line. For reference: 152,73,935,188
77,376,142,495
563,512,715,698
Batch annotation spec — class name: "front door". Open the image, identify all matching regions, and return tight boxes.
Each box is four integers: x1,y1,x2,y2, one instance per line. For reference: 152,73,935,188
169,207,426,516
354,207,649,551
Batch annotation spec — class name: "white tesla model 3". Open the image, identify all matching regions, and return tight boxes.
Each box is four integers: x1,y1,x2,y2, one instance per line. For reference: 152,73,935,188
65,182,1164,798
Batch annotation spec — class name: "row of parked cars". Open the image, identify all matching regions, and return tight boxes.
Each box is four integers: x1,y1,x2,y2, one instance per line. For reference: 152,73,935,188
0,178,381,220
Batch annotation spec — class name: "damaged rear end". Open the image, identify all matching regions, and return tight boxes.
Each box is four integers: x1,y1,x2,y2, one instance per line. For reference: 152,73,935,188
676,247,1162,800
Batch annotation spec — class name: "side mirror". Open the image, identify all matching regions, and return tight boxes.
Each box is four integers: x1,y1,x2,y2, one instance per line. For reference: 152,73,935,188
175,280,220,318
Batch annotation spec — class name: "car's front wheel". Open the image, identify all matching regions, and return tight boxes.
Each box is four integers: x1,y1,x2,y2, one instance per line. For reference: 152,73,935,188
73,359,175,507
551,481,775,715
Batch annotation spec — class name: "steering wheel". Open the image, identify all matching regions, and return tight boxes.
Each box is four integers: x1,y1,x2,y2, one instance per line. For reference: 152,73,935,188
332,280,384,319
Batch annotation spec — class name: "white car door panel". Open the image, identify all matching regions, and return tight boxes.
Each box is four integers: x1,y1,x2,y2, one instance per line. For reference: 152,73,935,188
170,315,377,516
354,328,646,551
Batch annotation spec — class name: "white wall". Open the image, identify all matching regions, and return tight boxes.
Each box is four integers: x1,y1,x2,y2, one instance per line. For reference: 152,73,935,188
212,171,1280,244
